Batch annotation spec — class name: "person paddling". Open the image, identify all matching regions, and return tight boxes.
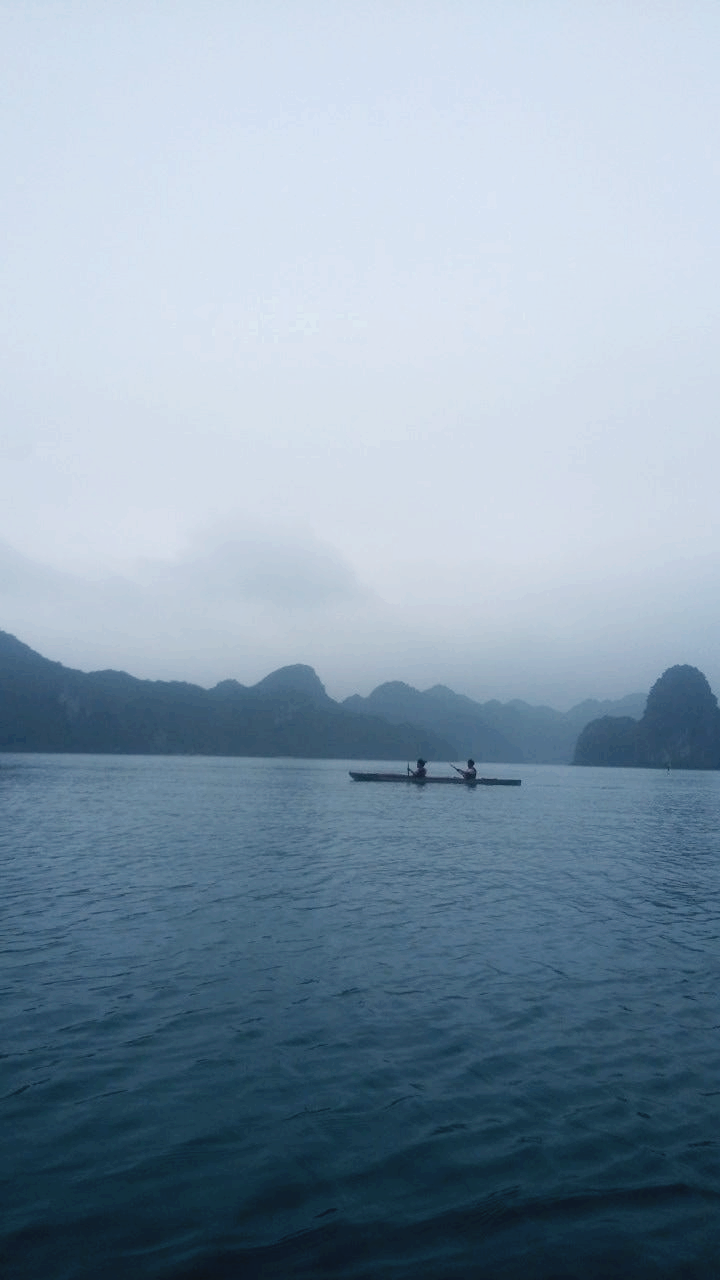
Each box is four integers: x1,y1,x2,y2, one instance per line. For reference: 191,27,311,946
411,758,427,778
452,759,477,781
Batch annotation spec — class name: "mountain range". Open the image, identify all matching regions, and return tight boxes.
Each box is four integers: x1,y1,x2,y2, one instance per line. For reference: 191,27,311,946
342,682,646,764
0,630,646,763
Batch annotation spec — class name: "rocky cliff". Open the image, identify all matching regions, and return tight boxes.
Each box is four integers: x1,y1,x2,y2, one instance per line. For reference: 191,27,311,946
574,665,720,769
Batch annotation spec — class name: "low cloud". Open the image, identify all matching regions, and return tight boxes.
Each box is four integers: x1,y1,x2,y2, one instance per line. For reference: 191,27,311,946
2,534,720,708
154,523,364,610
0,528,376,687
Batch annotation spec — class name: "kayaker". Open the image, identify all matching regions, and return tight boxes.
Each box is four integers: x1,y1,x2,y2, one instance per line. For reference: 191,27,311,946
412,758,427,778
461,758,477,780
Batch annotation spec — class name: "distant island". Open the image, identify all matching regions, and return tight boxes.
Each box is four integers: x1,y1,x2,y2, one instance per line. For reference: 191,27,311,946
0,628,673,764
574,664,720,769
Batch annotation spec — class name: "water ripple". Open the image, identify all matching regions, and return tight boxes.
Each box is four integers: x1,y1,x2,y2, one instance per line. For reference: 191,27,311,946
2,758,720,1278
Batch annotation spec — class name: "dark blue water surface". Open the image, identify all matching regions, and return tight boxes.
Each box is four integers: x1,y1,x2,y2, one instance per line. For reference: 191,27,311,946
2,756,720,1279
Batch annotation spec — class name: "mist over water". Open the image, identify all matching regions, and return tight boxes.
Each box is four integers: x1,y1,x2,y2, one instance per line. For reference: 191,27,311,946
3,756,720,1279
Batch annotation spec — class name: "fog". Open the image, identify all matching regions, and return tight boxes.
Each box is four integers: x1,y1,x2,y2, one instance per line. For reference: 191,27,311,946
2,3,719,708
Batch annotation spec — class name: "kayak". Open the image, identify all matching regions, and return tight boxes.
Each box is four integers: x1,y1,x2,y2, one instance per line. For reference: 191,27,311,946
349,772,521,785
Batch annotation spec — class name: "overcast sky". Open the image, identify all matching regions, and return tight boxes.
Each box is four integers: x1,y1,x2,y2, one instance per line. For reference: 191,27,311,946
2,1,719,708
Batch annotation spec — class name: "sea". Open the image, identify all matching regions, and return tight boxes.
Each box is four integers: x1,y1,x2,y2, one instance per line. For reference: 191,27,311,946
2,755,720,1280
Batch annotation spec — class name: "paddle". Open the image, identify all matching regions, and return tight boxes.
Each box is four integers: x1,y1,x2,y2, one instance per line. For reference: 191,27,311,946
449,763,464,776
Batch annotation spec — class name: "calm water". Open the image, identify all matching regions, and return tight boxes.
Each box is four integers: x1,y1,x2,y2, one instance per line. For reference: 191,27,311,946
2,756,720,1279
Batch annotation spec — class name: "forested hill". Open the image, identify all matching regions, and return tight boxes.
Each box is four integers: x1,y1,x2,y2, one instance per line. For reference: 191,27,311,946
0,630,648,762
574,665,720,769
0,632,452,760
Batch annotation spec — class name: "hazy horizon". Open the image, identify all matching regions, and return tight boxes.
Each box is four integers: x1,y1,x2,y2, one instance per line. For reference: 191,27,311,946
0,608,679,715
3,4,719,710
